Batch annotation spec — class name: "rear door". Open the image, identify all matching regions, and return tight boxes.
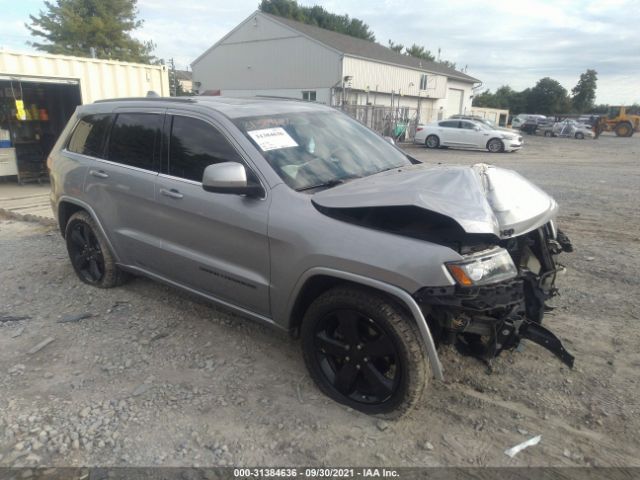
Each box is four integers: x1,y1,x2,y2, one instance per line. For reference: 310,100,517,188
153,111,271,316
82,109,166,268
437,120,461,144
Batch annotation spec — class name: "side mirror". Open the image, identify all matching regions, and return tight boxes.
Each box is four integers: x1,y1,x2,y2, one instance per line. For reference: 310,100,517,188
202,162,264,197
474,126,481,131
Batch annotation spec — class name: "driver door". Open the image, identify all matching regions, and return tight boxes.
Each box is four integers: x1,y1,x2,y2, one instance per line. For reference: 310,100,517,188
153,111,271,316
460,120,489,147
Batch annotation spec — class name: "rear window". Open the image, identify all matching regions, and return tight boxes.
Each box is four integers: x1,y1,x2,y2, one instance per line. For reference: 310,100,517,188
439,121,459,128
107,113,163,171
67,114,112,158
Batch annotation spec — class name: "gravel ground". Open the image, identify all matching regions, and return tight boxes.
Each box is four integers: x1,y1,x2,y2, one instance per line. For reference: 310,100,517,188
0,132,639,468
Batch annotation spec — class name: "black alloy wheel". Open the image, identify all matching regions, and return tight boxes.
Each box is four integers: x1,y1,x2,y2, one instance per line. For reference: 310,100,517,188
65,211,128,288
68,222,105,283
301,286,429,417
313,309,400,404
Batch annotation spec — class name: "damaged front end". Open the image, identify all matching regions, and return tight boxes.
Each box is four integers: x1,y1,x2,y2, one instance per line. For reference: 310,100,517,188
415,221,575,368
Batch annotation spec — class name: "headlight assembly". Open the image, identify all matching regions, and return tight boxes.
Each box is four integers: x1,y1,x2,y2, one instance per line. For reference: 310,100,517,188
446,248,517,287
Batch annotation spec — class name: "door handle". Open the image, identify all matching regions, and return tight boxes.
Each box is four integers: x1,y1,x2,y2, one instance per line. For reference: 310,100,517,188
89,169,109,179
160,188,184,199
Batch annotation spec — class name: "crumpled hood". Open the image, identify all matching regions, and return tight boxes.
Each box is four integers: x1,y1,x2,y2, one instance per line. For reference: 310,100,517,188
312,163,558,238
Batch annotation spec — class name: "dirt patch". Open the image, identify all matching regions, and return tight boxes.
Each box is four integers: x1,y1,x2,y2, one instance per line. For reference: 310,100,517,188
1,133,639,467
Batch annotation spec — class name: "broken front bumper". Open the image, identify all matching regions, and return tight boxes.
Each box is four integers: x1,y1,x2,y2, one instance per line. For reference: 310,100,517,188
415,223,575,367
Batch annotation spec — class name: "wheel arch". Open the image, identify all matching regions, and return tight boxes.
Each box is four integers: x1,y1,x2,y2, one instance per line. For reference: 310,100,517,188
286,267,444,380
57,196,121,263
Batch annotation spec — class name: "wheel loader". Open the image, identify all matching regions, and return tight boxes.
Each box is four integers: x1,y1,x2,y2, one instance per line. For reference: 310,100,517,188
595,106,640,137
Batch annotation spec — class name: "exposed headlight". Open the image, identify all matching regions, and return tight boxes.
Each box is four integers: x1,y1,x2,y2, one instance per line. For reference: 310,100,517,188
446,248,517,287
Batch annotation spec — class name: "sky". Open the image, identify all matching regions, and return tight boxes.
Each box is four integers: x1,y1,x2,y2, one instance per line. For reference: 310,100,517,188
1,0,638,104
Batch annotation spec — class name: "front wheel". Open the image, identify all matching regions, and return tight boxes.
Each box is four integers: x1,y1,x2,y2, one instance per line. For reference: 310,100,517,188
544,130,553,137
301,286,429,418
425,135,440,149
575,132,584,139
487,138,504,153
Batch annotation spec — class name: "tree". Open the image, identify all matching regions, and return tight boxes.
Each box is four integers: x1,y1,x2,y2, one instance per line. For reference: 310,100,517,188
388,39,404,53
571,69,598,113
404,44,435,62
259,0,375,41
27,0,155,63
527,77,570,114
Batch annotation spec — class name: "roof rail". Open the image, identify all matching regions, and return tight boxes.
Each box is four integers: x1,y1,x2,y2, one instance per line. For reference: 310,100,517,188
94,96,196,104
254,95,304,102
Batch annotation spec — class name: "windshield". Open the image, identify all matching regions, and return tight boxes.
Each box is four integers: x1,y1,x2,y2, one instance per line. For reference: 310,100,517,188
233,110,411,191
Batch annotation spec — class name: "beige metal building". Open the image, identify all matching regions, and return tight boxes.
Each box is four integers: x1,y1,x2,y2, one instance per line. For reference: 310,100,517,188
192,12,480,124
0,50,169,183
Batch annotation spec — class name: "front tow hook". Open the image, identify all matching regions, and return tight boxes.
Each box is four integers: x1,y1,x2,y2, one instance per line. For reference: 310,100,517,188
521,321,575,368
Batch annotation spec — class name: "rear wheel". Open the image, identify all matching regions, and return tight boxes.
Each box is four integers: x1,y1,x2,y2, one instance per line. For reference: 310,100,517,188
615,122,633,137
425,135,440,149
487,138,504,153
65,211,128,288
544,130,553,137
301,286,429,418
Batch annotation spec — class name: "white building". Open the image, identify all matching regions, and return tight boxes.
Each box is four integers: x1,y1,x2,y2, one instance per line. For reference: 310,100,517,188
192,12,480,124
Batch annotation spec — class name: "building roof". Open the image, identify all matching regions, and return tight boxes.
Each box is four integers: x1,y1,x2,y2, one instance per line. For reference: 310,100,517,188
175,69,192,81
262,13,479,83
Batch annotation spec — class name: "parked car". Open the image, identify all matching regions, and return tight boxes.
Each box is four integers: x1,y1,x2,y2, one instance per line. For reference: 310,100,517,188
511,114,546,130
552,119,594,139
449,115,513,133
414,119,523,152
49,97,574,417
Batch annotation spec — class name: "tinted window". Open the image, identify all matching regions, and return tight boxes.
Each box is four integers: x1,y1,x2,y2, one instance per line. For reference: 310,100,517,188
461,121,476,130
168,116,242,182
107,113,162,170
68,114,112,157
439,121,459,128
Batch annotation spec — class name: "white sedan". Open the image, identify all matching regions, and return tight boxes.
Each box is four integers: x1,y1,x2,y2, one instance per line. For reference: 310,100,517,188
414,119,523,153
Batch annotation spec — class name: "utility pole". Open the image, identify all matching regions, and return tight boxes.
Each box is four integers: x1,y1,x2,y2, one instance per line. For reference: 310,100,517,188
170,58,177,97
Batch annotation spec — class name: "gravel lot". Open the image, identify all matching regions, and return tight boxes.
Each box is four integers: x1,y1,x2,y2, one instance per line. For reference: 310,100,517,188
0,132,639,468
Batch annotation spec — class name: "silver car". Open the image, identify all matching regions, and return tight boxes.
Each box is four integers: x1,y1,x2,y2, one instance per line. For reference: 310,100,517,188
48,97,574,417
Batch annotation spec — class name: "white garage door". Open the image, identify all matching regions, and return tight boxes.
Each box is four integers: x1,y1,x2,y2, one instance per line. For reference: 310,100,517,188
446,88,464,116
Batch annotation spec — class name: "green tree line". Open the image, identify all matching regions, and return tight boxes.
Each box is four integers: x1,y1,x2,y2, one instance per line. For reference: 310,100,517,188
473,70,600,115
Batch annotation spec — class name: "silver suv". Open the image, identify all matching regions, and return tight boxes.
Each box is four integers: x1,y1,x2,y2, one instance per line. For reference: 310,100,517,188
49,97,574,417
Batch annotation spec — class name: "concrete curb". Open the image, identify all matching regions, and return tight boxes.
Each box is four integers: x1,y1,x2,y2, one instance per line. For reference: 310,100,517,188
0,207,57,227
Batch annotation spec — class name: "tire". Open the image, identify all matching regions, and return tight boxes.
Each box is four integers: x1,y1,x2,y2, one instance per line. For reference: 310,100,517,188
425,135,440,149
615,122,633,137
544,131,552,137
301,286,430,418
65,211,128,288
487,138,504,153
575,132,584,140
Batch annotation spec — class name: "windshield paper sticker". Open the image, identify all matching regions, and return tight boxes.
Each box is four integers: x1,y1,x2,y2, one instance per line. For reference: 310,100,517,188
248,127,298,151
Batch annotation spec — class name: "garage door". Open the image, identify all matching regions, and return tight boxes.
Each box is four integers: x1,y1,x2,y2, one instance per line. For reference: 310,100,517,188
446,88,464,116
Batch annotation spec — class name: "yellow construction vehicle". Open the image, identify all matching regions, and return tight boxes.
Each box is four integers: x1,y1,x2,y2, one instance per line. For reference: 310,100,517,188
596,106,640,137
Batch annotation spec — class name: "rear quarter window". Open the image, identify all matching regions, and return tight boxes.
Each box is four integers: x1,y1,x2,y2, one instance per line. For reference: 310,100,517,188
67,114,113,158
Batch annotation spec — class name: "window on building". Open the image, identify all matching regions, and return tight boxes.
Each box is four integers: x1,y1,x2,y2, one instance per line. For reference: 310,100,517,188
68,114,113,158
419,74,428,91
107,113,162,171
302,91,317,102
168,116,243,182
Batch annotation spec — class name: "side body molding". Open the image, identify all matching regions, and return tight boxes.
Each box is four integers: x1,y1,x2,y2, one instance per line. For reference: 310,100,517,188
287,267,444,381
